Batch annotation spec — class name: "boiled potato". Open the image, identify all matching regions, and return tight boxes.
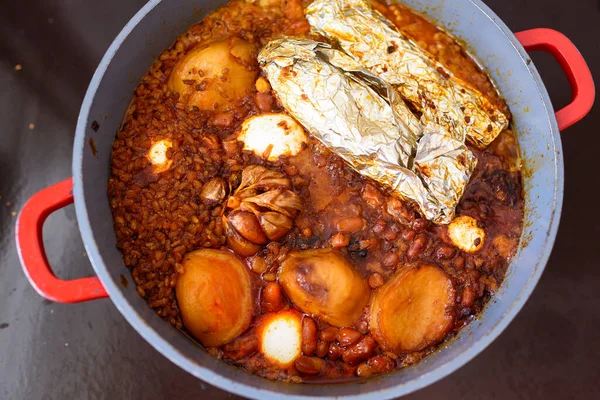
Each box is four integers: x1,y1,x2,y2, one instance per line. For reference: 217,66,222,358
278,249,370,327
176,249,253,347
168,37,258,111
369,264,455,353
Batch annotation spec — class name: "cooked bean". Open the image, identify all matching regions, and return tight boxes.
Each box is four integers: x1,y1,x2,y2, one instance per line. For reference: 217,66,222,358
295,356,325,375
354,320,369,335
368,273,384,289
319,326,338,342
407,233,428,259
328,342,342,361
337,217,365,233
461,285,476,307
367,355,395,372
356,362,373,378
401,229,416,241
341,336,376,365
255,92,274,112
208,112,233,127
356,355,395,377
261,282,283,312
411,218,428,232
302,317,318,356
361,183,384,208
314,154,327,167
372,220,386,235
330,232,351,248
222,335,259,359
383,229,398,241
454,256,465,269
382,252,399,268
336,328,362,347
315,340,329,358
436,245,456,259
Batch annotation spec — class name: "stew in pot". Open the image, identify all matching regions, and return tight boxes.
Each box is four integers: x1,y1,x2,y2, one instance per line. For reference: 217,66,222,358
107,0,524,382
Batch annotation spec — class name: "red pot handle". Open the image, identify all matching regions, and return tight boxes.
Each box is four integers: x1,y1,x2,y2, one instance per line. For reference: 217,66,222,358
515,28,595,131
16,178,109,303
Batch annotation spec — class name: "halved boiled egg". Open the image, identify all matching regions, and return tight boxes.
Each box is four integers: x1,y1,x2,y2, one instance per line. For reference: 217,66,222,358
148,139,173,172
447,215,485,253
237,113,307,161
257,310,302,367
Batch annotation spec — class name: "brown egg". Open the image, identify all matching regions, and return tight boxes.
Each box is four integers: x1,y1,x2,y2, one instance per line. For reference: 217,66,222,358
176,249,253,347
168,37,258,111
278,249,370,327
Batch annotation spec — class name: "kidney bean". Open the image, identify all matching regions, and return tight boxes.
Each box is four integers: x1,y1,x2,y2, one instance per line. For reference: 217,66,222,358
461,285,476,307
453,256,465,269
255,92,273,112
316,340,329,358
342,336,376,365
411,218,428,232
372,220,386,235
361,184,384,208
319,326,338,342
382,252,399,268
314,154,327,167
368,355,395,371
301,317,318,356
222,335,259,359
261,282,283,312
368,273,384,289
295,356,325,375
383,229,398,241
208,112,233,127
407,233,428,259
401,229,416,241
356,363,373,378
436,245,456,260
336,328,362,347
354,320,369,335
328,342,342,361
337,217,365,233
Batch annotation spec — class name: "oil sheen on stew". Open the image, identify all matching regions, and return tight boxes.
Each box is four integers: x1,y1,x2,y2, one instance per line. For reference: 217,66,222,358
107,0,524,383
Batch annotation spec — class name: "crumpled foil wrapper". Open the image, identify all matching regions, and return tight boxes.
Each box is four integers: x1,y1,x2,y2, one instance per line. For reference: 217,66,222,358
258,38,476,223
305,0,509,148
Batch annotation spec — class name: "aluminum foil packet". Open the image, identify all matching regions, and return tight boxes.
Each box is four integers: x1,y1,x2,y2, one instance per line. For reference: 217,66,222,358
258,38,476,223
305,0,509,148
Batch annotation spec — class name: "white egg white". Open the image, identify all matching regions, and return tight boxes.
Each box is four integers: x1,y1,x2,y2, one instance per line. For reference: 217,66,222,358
237,114,307,161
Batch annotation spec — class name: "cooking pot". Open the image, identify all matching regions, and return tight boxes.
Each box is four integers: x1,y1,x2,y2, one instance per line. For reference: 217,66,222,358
15,0,594,398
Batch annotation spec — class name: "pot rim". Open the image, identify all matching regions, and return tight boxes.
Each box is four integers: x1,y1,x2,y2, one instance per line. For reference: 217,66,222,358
72,0,563,398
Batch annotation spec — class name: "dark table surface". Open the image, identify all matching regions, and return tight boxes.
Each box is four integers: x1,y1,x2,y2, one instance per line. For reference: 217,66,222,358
1,0,599,399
